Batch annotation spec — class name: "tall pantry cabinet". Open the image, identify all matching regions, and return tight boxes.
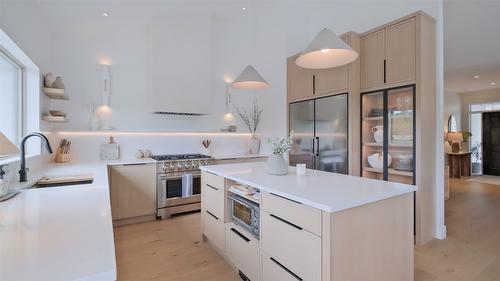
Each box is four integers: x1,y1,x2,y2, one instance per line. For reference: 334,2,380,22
287,11,436,245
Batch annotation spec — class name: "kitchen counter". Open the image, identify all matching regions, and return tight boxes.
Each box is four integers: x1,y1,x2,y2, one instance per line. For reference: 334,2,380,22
200,162,416,213
0,162,116,281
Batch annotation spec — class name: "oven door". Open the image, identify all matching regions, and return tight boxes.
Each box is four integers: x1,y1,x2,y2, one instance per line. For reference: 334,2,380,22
229,194,255,234
157,173,201,209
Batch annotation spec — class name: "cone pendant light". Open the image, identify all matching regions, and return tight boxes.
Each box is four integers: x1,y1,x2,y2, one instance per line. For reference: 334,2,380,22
231,65,269,89
296,28,358,69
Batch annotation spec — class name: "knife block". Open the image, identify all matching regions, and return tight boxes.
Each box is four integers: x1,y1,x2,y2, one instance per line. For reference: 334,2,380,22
54,148,71,163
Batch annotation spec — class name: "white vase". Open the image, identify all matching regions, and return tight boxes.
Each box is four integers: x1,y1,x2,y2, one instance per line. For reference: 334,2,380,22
247,136,260,154
266,154,288,175
90,116,101,130
372,125,384,143
203,148,210,156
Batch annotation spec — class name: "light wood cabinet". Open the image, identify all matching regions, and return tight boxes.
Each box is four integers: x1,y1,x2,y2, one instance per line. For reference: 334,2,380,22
109,164,156,221
314,65,348,95
225,224,260,281
360,17,416,91
201,176,225,220
262,252,302,281
360,29,386,90
202,208,226,252
287,54,314,101
386,18,416,85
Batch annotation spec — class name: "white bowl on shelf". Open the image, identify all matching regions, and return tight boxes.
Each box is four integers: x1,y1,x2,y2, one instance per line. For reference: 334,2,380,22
367,153,392,169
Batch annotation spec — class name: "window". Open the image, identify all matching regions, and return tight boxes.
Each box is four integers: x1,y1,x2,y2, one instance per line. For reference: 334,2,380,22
470,102,500,113
0,50,23,145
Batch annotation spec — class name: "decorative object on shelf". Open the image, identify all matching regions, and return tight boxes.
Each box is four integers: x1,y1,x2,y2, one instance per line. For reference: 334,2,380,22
372,125,384,143
101,65,111,106
87,103,103,130
223,83,234,122
446,132,463,153
52,76,65,89
135,149,145,159
394,154,414,172
461,131,472,142
220,125,237,132
390,109,413,144
202,139,212,155
447,114,458,132
266,137,292,175
100,136,120,160
231,65,269,89
367,153,392,169
54,138,72,163
43,110,68,123
234,100,263,154
44,73,54,88
295,27,358,69
471,142,482,174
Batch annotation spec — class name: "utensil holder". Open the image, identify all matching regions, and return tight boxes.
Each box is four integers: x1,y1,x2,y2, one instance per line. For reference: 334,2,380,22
54,148,71,163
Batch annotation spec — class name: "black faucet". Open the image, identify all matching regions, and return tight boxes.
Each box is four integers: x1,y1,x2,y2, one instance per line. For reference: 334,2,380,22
19,132,53,182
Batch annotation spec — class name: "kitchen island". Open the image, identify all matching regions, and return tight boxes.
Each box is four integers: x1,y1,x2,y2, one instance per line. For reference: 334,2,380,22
200,162,416,281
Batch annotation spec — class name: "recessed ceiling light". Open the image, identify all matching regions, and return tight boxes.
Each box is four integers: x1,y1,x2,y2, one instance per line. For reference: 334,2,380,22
474,75,480,79
242,7,246,11
490,82,496,85
102,12,109,17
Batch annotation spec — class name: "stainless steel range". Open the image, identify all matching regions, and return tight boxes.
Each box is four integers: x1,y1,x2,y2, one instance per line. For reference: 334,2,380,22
152,154,214,219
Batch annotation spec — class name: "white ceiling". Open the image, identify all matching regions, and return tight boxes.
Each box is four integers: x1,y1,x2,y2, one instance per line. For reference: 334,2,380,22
444,0,500,93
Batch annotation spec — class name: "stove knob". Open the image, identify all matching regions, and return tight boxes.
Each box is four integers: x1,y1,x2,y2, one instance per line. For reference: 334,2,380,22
177,163,184,169
162,164,168,172
170,164,175,170
192,162,197,168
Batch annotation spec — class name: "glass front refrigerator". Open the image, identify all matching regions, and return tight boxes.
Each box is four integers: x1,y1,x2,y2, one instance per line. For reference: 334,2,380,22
289,93,348,174
361,85,416,185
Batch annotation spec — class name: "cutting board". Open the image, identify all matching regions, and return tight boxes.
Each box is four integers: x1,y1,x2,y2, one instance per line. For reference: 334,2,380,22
37,174,94,185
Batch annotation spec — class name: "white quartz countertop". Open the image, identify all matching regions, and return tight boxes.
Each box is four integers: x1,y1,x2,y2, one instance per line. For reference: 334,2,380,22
0,162,116,281
212,153,268,160
201,162,417,213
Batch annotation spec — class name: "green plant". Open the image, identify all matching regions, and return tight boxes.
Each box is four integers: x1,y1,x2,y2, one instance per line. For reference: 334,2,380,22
462,131,472,142
267,137,292,155
471,142,482,162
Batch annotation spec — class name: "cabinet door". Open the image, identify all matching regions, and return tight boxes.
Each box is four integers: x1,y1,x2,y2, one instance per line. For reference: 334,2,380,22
225,224,259,281
361,29,385,90
287,55,314,101
314,65,348,95
109,164,156,220
262,253,302,281
386,18,416,85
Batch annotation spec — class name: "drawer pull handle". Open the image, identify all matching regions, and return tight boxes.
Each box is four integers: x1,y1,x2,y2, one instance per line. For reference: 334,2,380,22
205,210,219,220
270,192,302,205
270,214,303,231
230,228,250,242
206,184,219,191
270,257,303,281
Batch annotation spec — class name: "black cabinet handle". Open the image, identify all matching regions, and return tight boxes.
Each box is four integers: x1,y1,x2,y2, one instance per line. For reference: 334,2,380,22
383,59,387,83
230,228,250,242
205,210,218,220
206,184,218,191
270,257,303,281
270,214,303,231
270,192,302,205
312,74,316,94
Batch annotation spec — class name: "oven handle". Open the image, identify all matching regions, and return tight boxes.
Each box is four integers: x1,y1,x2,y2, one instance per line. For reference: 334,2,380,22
159,173,201,180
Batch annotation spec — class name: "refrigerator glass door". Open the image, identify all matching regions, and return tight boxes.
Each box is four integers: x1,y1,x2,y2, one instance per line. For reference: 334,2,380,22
315,94,348,174
289,100,315,169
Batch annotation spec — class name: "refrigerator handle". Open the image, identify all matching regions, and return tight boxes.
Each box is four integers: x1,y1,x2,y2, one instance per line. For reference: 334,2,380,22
311,137,315,156
315,137,320,156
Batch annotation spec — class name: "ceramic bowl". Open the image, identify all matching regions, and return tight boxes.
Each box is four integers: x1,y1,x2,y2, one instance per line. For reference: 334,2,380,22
368,153,392,169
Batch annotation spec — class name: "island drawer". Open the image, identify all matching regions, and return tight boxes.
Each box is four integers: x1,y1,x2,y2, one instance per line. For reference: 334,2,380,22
262,252,303,281
261,211,321,281
202,171,224,190
225,224,259,281
202,208,225,252
202,182,225,220
261,192,322,236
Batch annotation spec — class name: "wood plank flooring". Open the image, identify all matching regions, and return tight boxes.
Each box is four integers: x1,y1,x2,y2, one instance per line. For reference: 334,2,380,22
114,177,500,281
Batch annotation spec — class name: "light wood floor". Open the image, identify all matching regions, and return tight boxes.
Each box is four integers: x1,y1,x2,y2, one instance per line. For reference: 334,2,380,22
114,177,500,281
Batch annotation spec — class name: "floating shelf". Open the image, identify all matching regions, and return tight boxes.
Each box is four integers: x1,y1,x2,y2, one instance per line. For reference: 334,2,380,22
363,167,413,177
43,87,69,100
363,142,413,148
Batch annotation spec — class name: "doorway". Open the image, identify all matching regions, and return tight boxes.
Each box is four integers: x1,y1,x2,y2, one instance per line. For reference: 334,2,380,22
483,111,500,176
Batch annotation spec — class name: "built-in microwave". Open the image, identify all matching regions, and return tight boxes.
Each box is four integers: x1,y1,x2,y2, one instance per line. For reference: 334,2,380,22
228,193,260,240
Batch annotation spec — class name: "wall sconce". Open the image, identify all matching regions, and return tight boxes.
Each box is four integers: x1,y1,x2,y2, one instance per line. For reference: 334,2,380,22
101,65,111,106
224,84,234,122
